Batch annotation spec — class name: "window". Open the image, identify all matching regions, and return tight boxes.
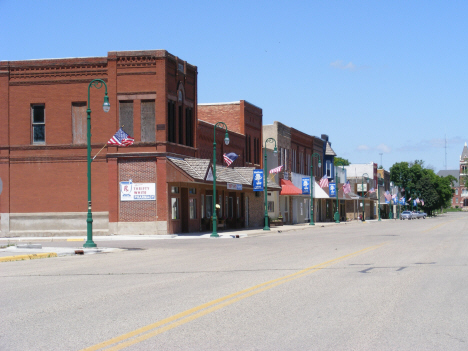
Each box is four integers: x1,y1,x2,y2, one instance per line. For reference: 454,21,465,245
206,195,213,217
268,201,274,212
171,198,180,219
456,189,459,195
31,105,45,144
229,197,234,218
189,198,197,219
201,194,205,218
141,100,155,142
171,186,179,194
189,188,196,194
168,100,176,143
178,105,184,144
237,197,240,218
456,198,459,203
326,161,332,177
72,102,87,144
185,107,193,147
119,101,134,137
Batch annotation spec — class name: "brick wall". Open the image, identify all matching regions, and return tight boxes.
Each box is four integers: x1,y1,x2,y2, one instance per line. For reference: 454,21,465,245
119,158,157,222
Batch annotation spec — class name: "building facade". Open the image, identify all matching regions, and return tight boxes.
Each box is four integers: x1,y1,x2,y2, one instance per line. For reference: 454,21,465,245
438,143,468,209
0,51,270,236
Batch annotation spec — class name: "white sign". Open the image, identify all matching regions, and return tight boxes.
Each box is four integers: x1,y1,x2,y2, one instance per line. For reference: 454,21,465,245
357,184,368,192
120,180,156,201
227,183,242,190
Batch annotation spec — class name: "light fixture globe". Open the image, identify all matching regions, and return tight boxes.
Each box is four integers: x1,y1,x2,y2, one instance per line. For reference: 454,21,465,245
103,95,110,113
273,147,278,156
224,133,230,145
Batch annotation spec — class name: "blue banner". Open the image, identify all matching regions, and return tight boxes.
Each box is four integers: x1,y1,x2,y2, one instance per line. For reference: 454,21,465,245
302,178,310,195
253,170,264,191
329,182,336,197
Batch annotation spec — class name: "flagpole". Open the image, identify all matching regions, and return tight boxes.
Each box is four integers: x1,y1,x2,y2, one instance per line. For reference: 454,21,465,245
92,144,108,161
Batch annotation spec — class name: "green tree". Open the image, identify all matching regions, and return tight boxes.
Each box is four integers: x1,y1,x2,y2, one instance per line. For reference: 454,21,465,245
334,157,350,166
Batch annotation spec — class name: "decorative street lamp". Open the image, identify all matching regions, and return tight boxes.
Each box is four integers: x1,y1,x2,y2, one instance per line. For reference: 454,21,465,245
84,79,110,248
263,138,278,230
389,181,394,219
361,173,369,222
334,161,346,223
309,153,321,225
211,122,230,238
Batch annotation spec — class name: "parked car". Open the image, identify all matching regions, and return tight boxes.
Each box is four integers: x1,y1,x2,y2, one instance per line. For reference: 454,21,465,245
412,210,427,219
400,211,416,220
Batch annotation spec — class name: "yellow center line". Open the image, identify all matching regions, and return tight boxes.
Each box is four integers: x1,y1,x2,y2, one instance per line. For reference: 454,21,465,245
422,220,457,233
81,243,385,351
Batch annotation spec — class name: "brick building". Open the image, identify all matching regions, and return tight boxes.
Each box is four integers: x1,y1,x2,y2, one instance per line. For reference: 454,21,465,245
438,143,468,209
0,50,270,236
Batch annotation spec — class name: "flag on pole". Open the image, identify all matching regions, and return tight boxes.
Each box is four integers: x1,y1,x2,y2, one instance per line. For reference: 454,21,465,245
223,152,238,166
319,175,329,188
368,187,376,193
416,198,420,204
408,197,411,202
421,199,425,206
269,165,284,174
107,128,134,146
385,191,392,202
343,180,351,194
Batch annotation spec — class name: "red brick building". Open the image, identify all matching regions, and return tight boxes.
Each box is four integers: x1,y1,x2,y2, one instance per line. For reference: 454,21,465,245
0,51,269,236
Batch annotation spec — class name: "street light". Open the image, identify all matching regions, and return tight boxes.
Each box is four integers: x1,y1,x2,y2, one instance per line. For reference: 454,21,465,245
377,174,382,221
334,161,346,223
361,173,369,222
84,79,110,248
211,122,230,238
263,138,278,230
309,153,321,225
389,181,394,219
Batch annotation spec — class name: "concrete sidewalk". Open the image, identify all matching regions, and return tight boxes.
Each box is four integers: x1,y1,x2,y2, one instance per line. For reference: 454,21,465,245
0,219,369,262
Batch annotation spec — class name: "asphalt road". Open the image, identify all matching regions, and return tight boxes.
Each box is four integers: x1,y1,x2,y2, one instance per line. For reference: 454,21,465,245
1,213,467,350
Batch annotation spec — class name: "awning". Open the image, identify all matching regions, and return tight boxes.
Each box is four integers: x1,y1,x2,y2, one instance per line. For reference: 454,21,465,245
280,179,302,195
280,179,329,198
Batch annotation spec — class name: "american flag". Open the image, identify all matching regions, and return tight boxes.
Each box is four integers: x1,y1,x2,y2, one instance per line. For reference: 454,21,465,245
421,199,425,206
368,187,376,193
343,180,351,194
416,198,420,203
269,165,284,174
385,191,392,202
223,152,238,166
107,128,134,146
319,175,329,188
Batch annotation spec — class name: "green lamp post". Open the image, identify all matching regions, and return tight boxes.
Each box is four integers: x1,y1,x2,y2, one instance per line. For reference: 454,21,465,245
361,173,369,222
334,161,346,223
309,153,321,225
84,79,110,248
263,138,278,231
211,122,230,238
377,174,382,221
389,181,394,219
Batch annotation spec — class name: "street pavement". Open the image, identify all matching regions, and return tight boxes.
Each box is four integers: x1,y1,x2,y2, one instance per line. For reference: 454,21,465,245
2,213,466,351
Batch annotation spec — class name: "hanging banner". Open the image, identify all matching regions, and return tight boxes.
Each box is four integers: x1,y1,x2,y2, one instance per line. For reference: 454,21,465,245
329,182,336,197
302,177,310,195
120,180,156,201
253,170,264,191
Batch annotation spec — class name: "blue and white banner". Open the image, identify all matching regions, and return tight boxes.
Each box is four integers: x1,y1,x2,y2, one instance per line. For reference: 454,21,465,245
329,182,336,197
253,170,264,191
302,177,310,195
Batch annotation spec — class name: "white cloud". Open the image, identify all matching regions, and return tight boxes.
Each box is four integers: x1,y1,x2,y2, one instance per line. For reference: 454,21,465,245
357,144,370,151
376,143,391,153
330,60,356,70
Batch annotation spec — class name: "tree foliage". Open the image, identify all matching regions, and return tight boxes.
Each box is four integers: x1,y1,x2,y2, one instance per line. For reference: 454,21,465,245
389,160,455,215
334,157,350,166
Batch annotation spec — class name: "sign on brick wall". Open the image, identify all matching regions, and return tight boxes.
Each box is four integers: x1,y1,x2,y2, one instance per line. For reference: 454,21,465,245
120,180,156,201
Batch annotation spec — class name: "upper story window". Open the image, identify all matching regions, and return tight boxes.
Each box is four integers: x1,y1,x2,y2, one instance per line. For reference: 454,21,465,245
141,100,156,143
326,160,332,177
31,104,45,144
72,102,87,144
119,101,134,138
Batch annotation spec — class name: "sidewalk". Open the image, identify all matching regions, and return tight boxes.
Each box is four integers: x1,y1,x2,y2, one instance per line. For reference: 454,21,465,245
0,219,369,262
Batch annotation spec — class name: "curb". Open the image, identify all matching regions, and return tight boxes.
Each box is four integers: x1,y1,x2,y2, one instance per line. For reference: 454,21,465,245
0,252,58,263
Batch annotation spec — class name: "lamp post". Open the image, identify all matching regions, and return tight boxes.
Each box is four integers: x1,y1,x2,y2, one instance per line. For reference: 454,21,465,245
361,173,369,222
389,181,394,219
211,122,230,238
377,174,382,221
84,79,110,248
309,153,321,225
334,161,346,223
263,138,278,230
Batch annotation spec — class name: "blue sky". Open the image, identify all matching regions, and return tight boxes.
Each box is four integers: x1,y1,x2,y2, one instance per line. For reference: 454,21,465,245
1,0,466,172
